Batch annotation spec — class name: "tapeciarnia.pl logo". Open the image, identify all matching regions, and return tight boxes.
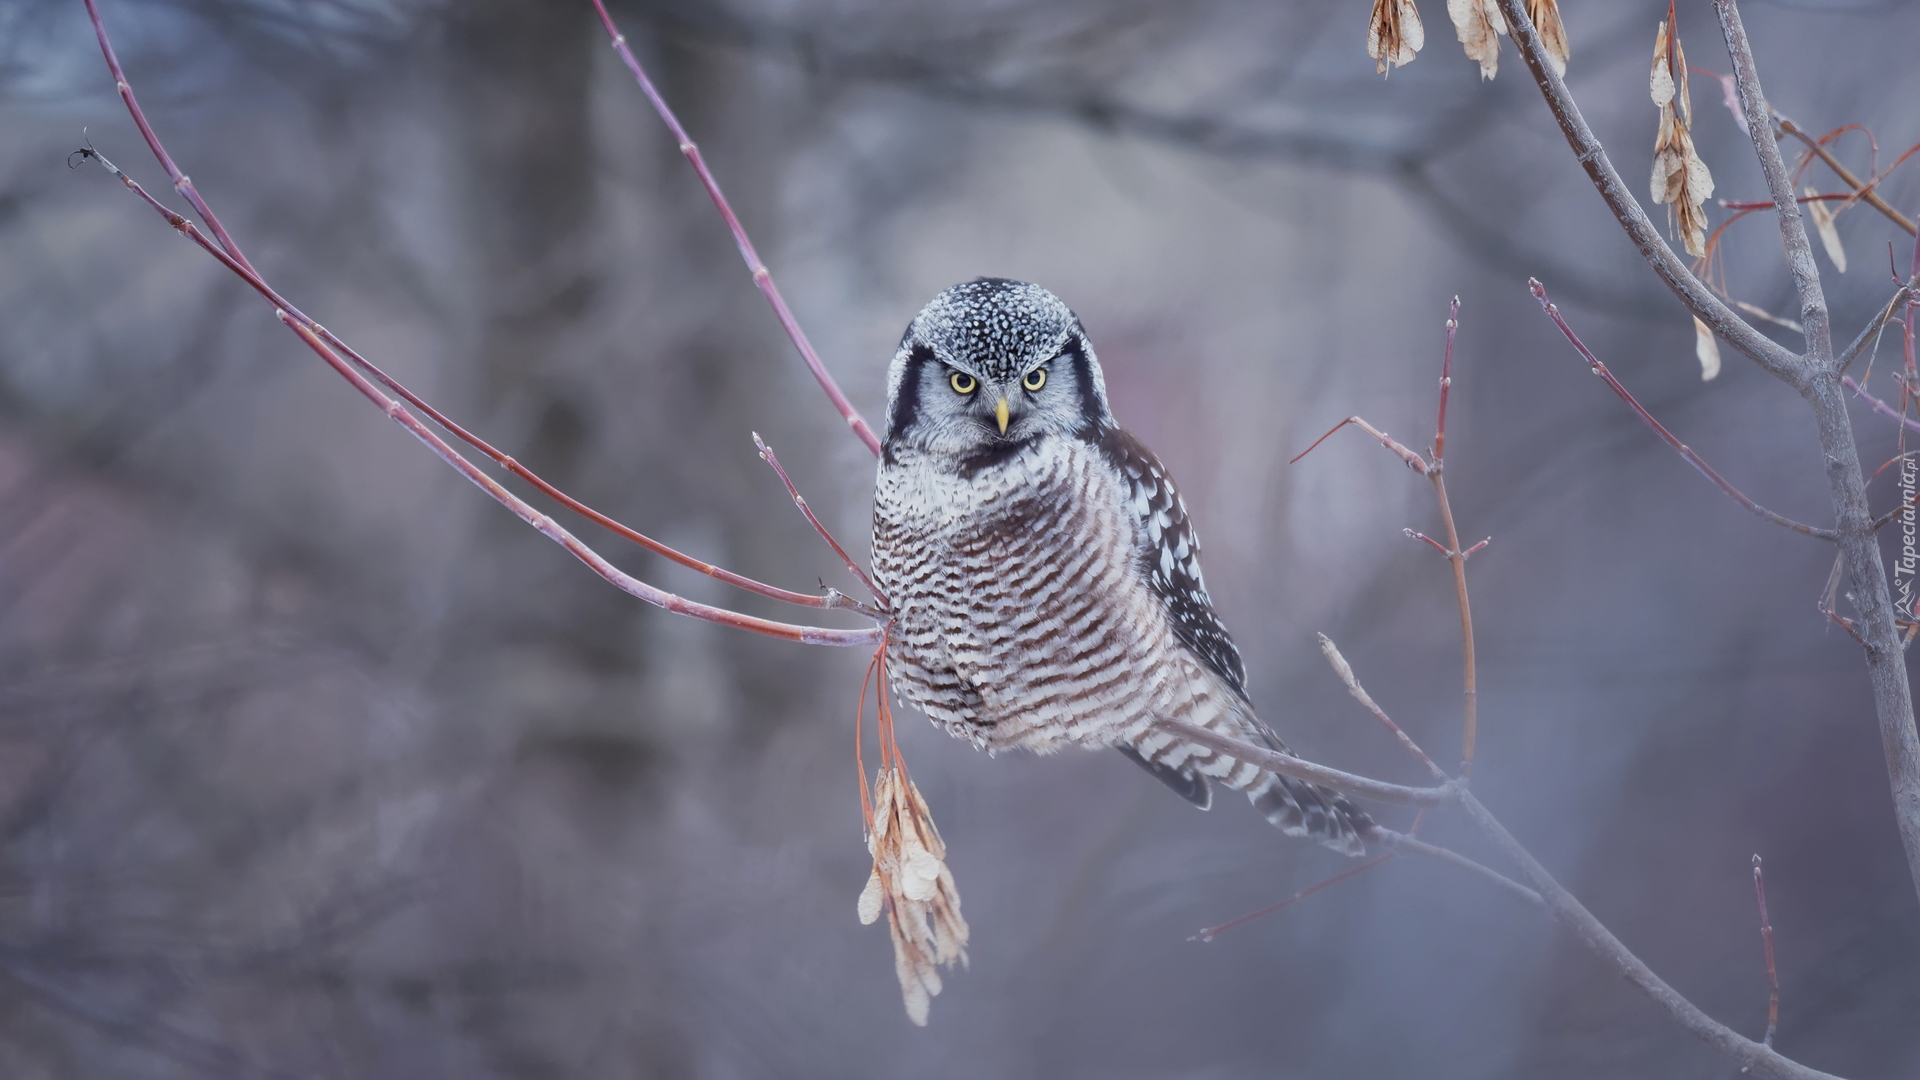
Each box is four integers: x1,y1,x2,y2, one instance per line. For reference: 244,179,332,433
1896,455,1917,616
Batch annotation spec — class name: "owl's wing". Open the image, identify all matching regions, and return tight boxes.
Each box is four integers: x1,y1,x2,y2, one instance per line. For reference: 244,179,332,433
1094,426,1249,697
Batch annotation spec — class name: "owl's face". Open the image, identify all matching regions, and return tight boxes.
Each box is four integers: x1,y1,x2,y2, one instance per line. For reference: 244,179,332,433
883,278,1114,464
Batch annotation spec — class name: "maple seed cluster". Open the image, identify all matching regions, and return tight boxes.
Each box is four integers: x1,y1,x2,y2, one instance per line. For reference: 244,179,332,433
1650,19,1716,260
1368,0,1566,78
858,767,970,1026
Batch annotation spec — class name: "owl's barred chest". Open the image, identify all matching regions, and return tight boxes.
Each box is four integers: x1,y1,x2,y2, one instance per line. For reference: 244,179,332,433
873,438,1199,753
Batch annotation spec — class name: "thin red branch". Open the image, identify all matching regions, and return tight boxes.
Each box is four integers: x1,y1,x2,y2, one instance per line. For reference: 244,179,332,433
1426,299,1478,773
1316,633,1447,781
1530,279,1838,541
82,0,256,278
1752,854,1779,1047
1777,116,1917,237
1291,417,1429,474
588,0,883,457
754,433,887,606
1433,297,1459,462
1844,373,1920,435
277,316,880,647
1189,853,1396,943
76,3,883,644
76,143,866,620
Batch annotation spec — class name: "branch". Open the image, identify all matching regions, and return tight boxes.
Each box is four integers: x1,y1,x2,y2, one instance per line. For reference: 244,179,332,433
1752,854,1780,1047
1714,0,1832,370
754,432,887,607
1427,298,1479,773
1709,2,1920,907
1147,719,1459,808
79,6,884,646
1455,791,1841,1080
1836,285,1914,373
1371,829,1543,908
279,316,883,648
1316,633,1446,780
1531,280,1839,541
588,0,883,457
1776,115,1918,237
1492,0,1803,384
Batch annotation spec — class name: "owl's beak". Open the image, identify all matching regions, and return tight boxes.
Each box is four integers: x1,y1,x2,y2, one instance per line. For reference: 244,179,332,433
994,396,1010,435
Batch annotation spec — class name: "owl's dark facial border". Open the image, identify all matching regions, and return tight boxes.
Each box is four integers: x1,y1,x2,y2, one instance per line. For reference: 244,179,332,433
1054,331,1109,438
885,341,936,448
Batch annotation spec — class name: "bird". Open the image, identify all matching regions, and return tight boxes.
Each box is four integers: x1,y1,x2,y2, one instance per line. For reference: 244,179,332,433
871,278,1372,855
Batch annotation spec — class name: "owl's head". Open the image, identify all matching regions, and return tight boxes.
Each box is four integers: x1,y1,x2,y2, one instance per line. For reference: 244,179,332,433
883,278,1114,462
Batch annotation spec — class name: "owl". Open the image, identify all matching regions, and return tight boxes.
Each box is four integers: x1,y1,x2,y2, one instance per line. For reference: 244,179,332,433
872,278,1371,855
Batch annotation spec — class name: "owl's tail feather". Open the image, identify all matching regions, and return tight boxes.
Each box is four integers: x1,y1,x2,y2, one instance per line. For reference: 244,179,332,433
1127,714,1374,856
1246,771,1372,857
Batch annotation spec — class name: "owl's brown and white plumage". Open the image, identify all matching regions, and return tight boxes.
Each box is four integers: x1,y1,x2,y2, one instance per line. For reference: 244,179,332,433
872,279,1371,855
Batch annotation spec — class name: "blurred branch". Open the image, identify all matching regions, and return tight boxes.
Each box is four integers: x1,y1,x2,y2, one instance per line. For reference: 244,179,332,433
628,2,1668,317
1711,0,1920,910
592,0,883,456
79,3,885,648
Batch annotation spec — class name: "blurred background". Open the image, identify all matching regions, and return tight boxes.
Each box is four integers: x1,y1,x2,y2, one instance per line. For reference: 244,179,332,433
2,0,1918,1076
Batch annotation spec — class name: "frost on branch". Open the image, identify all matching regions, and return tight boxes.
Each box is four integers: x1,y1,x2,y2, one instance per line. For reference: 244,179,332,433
1447,0,1506,80
1367,0,1424,75
1649,19,1715,258
858,766,969,1025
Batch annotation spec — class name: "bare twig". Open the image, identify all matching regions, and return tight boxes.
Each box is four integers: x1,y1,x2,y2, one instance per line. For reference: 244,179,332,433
1371,829,1543,908
588,0,882,457
1455,791,1841,1080
1492,0,1802,383
1530,279,1839,541
1836,286,1914,373
754,433,888,607
78,5,889,648
1317,633,1446,781
1189,853,1397,942
1291,416,1428,473
1777,115,1918,237
279,317,883,647
1427,299,1478,773
73,145,877,646
1146,719,1459,809
1752,854,1779,1047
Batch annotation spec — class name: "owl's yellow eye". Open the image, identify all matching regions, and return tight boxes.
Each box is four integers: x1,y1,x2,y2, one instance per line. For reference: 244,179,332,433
1022,368,1048,391
949,371,978,394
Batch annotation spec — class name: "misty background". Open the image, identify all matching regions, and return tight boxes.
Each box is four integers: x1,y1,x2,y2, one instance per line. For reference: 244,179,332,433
1,0,1918,1076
